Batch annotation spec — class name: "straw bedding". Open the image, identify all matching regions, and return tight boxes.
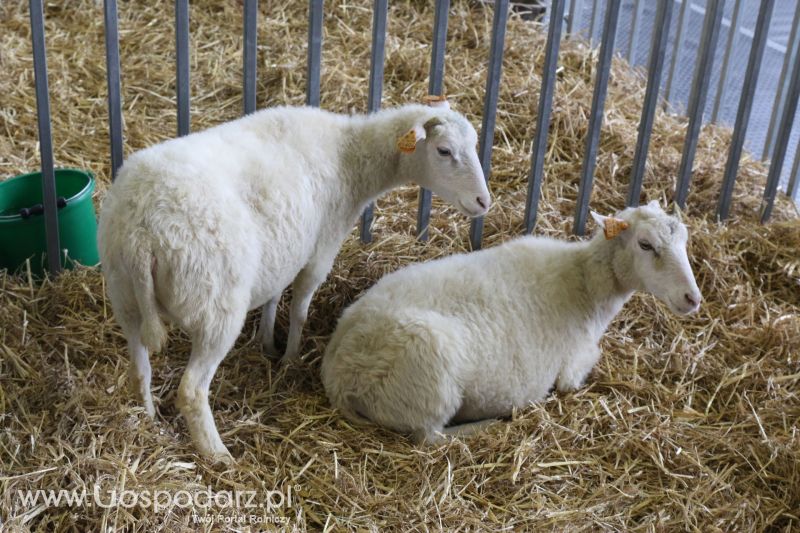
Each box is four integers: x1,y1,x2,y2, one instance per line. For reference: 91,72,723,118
1,1,799,531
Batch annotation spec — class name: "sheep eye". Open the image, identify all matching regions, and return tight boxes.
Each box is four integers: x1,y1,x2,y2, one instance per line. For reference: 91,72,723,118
436,147,452,157
638,240,654,251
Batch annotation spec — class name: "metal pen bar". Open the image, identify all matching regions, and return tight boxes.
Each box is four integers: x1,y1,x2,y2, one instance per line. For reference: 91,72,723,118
416,0,450,241
762,1,800,160
761,43,800,223
572,0,622,236
306,0,323,107
359,0,388,244
243,0,258,115
664,0,691,107
786,136,800,200
524,0,565,233
567,0,582,36
468,0,509,251
717,0,775,220
588,0,602,45
626,0,644,64
175,0,190,136
711,0,742,124
29,0,61,275
674,0,724,209
627,0,673,207
103,0,123,181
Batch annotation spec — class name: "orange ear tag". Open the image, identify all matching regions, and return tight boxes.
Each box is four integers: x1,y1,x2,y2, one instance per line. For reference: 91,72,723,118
422,94,448,106
603,218,630,240
397,129,418,153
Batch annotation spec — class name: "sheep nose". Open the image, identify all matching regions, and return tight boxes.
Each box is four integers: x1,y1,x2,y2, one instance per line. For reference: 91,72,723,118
476,196,487,209
684,293,700,307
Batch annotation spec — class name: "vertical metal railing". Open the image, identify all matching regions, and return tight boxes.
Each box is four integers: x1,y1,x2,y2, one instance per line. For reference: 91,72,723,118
243,0,258,115
359,0,388,244
29,0,61,275
416,0,450,241
664,0,691,107
524,0,565,233
627,0,673,207
711,0,742,124
788,137,800,201
674,0,724,209
761,41,800,223
567,0,583,36
175,0,190,136
103,0,123,181
717,0,775,221
468,0,509,250
306,0,323,107
625,0,644,64
573,0,621,235
763,1,800,161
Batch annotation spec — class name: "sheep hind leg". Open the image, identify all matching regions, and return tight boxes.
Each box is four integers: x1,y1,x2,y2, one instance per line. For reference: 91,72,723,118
128,335,156,418
258,296,280,357
177,315,245,463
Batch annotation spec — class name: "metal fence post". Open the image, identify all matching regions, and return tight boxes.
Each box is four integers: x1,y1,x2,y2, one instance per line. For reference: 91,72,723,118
627,0,673,207
468,0,509,250
674,0,725,209
524,0,565,233
572,0,621,236
103,0,123,180
717,0,775,221
359,0,388,244
710,0,743,124
664,0,691,107
306,0,323,107
762,1,800,160
416,0,450,241
175,0,190,136
243,0,258,115
29,0,62,275
761,42,800,223
567,0,583,36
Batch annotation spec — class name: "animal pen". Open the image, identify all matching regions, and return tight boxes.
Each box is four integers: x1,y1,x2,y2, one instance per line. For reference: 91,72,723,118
1,0,798,530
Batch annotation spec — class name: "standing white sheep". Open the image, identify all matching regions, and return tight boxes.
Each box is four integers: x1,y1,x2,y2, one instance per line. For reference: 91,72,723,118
321,202,702,442
98,102,490,461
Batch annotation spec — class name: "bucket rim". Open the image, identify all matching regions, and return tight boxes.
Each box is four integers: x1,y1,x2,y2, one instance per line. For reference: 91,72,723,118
0,168,95,222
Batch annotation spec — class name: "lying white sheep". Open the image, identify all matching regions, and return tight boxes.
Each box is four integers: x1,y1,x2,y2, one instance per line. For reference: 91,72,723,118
321,202,702,442
98,102,490,461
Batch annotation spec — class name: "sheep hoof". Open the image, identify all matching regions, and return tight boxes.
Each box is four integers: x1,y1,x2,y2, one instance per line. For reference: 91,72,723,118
205,449,234,465
280,351,302,364
261,341,282,359
143,401,156,419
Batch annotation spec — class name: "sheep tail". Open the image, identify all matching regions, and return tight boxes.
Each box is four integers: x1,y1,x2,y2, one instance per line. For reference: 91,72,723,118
131,250,168,353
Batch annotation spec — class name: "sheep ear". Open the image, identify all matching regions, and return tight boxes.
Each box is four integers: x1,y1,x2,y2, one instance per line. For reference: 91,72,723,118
647,199,662,211
423,94,450,109
590,211,607,228
397,125,426,154
592,211,629,240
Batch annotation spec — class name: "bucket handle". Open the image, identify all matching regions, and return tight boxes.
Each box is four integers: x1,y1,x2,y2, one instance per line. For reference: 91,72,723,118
19,197,68,219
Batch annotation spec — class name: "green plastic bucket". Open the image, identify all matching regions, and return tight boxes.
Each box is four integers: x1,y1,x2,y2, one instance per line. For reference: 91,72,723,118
0,168,99,277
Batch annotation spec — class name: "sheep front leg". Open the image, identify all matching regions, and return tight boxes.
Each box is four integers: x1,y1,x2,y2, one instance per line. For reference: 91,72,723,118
556,347,601,393
258,296,280,356
282,259,331,362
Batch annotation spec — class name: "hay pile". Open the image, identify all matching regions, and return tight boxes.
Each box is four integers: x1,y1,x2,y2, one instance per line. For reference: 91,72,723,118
1,0,799,531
